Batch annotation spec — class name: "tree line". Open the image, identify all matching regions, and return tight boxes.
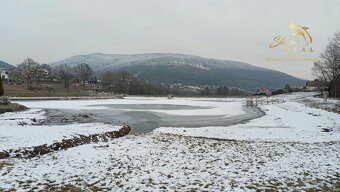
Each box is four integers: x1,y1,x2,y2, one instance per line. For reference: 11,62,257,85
4,59,249,96
9,58,51,90
8,60,94,91
313,31,340,98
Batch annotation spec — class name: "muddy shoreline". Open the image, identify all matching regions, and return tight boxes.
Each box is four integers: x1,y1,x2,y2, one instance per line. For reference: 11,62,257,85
0,103,28,114
0,125,131,159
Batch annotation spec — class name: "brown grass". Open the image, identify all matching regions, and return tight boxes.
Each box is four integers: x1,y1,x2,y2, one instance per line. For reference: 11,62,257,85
3,83,95,97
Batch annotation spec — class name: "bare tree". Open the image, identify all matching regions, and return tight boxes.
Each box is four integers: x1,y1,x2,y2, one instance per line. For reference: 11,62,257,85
56,64,73,90
313,31,340,97
34,66,44,88
102,71,116,92
73,62,93,85
17,58,41,89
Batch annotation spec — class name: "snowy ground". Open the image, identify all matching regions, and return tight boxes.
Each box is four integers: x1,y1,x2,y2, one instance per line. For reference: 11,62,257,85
0,93,339,191
1,134,339,191
156,94,340,143
0,109,121,151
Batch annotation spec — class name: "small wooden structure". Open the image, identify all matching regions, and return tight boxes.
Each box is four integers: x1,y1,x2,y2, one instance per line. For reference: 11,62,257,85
246,97,254,107
167,94,174,99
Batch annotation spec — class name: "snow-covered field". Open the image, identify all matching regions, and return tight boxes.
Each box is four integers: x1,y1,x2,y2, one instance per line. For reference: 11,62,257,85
0,93,339,191
1,134,339,191
0,109,122,152
156,95,340,143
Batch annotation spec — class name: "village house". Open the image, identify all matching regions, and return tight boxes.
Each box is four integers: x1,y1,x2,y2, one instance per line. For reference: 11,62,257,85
0,68,9,83
305,79,326,91
256,87,272,96
41,68,49,77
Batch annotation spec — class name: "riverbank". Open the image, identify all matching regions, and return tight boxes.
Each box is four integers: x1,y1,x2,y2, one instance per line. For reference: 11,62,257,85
0,102,27,114
155,93,340,143
4,84,249,99
0,125,131,159
0,108,131,158
8,95,125,101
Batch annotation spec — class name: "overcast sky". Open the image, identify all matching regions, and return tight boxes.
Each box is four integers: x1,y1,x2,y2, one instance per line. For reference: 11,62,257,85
1,0,339,79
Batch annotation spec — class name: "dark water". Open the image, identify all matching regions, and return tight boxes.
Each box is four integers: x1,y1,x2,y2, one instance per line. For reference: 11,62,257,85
45,103,264,134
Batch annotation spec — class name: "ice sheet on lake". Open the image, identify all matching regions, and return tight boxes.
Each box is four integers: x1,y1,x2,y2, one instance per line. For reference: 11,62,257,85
17,97,246,117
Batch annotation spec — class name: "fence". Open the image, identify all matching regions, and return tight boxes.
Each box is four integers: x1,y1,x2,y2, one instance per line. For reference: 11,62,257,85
246,96,285,107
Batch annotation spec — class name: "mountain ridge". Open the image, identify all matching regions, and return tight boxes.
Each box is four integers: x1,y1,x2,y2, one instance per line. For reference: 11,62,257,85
0,60,14,70
49,53,305,90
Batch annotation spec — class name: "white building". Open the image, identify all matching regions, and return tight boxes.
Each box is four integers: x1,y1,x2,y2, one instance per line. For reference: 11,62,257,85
0,68,9,82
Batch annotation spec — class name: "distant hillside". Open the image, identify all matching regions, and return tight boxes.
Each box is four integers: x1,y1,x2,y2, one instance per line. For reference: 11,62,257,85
50,53,305,90
0,61,14,70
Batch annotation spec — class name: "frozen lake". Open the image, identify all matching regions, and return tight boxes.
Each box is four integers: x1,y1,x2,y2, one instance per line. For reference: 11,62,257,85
17,97,263,134
1,93,339,191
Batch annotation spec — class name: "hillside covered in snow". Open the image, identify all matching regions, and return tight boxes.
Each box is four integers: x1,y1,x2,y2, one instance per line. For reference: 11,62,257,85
50,53,305,90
